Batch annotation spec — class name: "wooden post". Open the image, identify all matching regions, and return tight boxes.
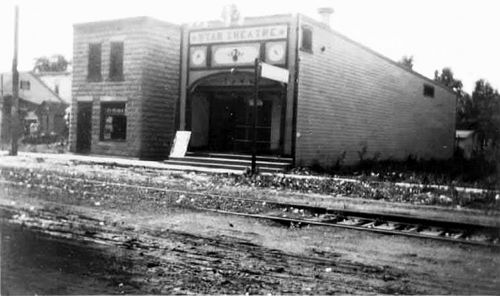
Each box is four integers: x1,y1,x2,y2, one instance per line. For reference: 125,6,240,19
0,74,3,144
10,5,19,156
251,58,261,174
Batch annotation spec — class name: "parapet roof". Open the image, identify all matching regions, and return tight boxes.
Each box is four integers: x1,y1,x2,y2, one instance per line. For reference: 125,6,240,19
73,16,178,30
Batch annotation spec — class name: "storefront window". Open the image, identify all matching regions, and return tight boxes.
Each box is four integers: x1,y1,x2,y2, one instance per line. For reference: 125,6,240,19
100,102,126,141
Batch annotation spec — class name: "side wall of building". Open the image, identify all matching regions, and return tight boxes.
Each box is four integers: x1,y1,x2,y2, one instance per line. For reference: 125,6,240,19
38,73,72,104
295,16,456,167
139,23,180,159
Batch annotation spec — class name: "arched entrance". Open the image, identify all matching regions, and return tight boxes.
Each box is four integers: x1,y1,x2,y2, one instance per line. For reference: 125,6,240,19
186,71,286,156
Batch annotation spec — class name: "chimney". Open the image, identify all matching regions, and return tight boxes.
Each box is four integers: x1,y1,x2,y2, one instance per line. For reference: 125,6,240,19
317,7,334,27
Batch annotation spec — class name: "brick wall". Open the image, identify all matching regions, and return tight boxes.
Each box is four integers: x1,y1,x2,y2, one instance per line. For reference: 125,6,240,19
295,15,456,167
70,17,180,159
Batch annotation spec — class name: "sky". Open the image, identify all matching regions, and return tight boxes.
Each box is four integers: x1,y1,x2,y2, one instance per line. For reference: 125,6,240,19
0,0,499,93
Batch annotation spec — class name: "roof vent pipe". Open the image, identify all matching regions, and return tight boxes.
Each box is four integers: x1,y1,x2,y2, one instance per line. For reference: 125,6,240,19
317,7,334,27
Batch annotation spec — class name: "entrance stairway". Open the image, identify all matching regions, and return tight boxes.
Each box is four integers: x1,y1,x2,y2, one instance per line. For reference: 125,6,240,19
165,152,293,174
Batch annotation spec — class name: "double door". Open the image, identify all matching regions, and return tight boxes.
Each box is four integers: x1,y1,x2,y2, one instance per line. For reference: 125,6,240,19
209,93,272,154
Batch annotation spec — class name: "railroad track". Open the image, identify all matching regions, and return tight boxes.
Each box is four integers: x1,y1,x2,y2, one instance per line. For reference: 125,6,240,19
201,207,500,248
1,174,499,248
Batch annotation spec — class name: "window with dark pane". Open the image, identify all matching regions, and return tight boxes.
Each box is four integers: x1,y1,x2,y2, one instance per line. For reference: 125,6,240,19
87,43,102,82
423,84,435,98
301,26,313,52
109,42,124,81
20,80,30,90
100,102,126,141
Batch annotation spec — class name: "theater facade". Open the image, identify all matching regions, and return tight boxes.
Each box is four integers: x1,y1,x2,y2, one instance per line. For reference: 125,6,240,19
178,13,456,166
179,17,296,158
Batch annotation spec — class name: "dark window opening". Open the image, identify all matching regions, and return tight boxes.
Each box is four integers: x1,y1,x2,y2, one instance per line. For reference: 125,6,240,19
109,42,124,81
423,84,435,98
100,102,126,141
20,80,30,90
301,26,313,52
88,43,102,82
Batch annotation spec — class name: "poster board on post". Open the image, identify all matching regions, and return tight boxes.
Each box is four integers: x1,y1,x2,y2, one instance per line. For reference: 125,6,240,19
169,131,191,158
260,62,289,83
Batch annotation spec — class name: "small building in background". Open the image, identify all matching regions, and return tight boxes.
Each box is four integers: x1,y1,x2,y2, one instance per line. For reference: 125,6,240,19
0,71,67,148
70,17,181,157
455,130,479,159
36,70,72,105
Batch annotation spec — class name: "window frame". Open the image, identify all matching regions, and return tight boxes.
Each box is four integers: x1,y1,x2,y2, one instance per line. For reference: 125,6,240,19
20,80,31,90
87,43,102,82
99,102,127,141
300,25,313,53
423,84,435,98
109,41,124,81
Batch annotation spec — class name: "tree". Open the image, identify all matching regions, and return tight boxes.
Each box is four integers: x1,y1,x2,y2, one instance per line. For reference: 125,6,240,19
434,67,470,129
33,54,70,72
398,55,414,70
33,56,50,72
456,92,473,129
470,80,500,148
434,67,463,94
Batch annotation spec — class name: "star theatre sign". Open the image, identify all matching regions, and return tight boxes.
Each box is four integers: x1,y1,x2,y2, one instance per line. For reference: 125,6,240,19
189,25,288,68
189,25,288,44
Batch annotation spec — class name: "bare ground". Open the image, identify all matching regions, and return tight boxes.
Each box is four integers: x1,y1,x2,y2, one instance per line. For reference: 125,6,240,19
0,156,499,294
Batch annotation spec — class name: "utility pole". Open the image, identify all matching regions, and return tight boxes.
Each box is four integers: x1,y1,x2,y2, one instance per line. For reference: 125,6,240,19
251,58,261,175
10,5,19,156
1,74,3,141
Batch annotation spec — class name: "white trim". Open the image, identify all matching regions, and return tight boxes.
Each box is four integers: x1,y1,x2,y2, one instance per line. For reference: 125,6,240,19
100,96,128,102
76,96,92,102
109,36,126,42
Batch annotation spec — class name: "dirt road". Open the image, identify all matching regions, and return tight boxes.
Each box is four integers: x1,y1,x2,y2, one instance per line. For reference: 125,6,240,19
1,157,499,294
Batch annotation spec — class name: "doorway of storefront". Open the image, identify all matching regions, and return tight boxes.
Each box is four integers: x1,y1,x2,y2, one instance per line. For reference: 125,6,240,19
189,89,284,156
209,92,272,153
76,102,92,153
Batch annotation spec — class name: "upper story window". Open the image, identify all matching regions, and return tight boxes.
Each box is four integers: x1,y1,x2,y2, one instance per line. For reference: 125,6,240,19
87,43,102,82
300,26,313,52
109,42,124,81
20,80,30,90
423,84,435,98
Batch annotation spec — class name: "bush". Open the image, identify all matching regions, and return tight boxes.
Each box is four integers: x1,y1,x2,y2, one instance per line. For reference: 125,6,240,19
22,133,65,145
291,154,498,189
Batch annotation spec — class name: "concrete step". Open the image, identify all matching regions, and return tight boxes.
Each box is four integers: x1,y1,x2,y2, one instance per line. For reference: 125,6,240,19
170,156,290,168
164,159,288,173
186,152,293,163
167,152,292,173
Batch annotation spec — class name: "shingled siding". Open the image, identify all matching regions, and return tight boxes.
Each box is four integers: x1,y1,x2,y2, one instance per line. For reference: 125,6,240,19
139,24,180,159
70,17,180,159
295,16,456,167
